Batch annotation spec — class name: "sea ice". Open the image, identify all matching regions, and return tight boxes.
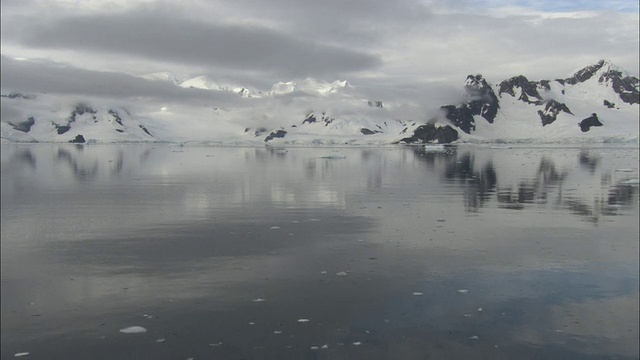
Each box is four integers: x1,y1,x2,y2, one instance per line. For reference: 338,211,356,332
298,319,310,323
336,271,348,276
457,289,469,293
412,292,424,296
119,326,147,334
14,353,30,358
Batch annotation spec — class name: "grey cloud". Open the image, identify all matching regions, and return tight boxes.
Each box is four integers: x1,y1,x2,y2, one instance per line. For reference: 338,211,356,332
0,56,244,106
3,11,382,79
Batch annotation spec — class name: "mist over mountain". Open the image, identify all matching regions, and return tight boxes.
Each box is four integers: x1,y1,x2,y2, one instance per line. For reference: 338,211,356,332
1,60,638,145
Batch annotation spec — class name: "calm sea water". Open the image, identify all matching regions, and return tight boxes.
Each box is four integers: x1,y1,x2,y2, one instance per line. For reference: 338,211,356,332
1,144,638,360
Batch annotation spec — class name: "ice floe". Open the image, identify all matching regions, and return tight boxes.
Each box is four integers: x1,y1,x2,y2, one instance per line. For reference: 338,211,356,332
119,326,147,334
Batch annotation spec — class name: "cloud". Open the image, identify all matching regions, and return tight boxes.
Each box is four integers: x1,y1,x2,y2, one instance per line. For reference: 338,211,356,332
1,9,382,79
0,56,244,107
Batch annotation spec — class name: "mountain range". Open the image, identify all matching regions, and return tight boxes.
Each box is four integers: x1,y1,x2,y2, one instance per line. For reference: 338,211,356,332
1,60,638,145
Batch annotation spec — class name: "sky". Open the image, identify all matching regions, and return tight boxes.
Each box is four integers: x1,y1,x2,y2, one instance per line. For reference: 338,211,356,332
1,0,638,108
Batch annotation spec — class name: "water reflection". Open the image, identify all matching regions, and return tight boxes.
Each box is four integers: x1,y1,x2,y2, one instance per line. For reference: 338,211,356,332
1,145,638,223
1,144,638,360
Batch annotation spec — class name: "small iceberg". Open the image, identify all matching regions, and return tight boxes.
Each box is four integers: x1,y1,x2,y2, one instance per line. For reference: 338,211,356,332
423,144,447,152
119,326,147,334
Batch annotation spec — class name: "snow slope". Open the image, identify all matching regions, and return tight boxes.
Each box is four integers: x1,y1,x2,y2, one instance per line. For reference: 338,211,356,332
1,60,637,145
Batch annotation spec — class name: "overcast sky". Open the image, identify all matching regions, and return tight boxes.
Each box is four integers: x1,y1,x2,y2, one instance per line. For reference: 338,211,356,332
1,0,638,103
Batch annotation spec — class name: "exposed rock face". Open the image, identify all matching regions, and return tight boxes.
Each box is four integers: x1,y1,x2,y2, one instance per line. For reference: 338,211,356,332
563,60,639,105
367,100,384,108
399,123,458,144
69,134,86,143
54,123,71,135
360,128,381,135
108,109,124,126
565,61,605,85
264,129,287,142
599,70,639,105
579,113,603,132
498,75,544,103
441,74,501,135
537,99,573,126
139,125,153,137
1,92,34,99
302,112,334,126
441,104,476,134
8,117,35,133
603,100,616,108
464,74,500,124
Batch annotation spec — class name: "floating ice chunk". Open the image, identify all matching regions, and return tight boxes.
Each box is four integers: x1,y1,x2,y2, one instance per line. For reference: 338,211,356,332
270,226,280,230
253,298,266,302
298,319,310,323
423,145,446,152
14,353,30,358
321,344,329,349
310,346,319,350
352,342,362,346
412,292,423,296
156,338,165,343
320,271,327,274
119,326,147,334
477,307,483,312
464,314,474,318
336,271,348,276
457,289,469,294
273,330,282,334
470,335,479,340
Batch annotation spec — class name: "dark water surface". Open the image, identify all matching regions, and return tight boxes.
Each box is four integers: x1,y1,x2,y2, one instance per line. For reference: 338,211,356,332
1,144,638,360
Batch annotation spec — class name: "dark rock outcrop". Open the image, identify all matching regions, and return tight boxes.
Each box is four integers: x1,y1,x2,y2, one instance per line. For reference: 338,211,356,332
537,100,573,126
599,70,640,105
8,117,35,133
68,104,97,123
360,128,381,135
302,112,334,126
603,100,615,108
139,125,153,137
564,60,639,105
579,113,603,132
1,92,34,99
108,109,124,126
69,134,86,143
367,100,384,108
264,129,287,142
441,104,476,134
498,75,544,103
53,123,71,135
442,74,501,134
399,123,458,144
464,74,500,124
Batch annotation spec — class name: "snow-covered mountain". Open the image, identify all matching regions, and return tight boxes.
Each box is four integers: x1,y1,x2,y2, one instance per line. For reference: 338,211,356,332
1,60,638,145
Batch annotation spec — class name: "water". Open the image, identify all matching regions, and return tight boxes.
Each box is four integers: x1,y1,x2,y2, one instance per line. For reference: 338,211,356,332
1,144,638,360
